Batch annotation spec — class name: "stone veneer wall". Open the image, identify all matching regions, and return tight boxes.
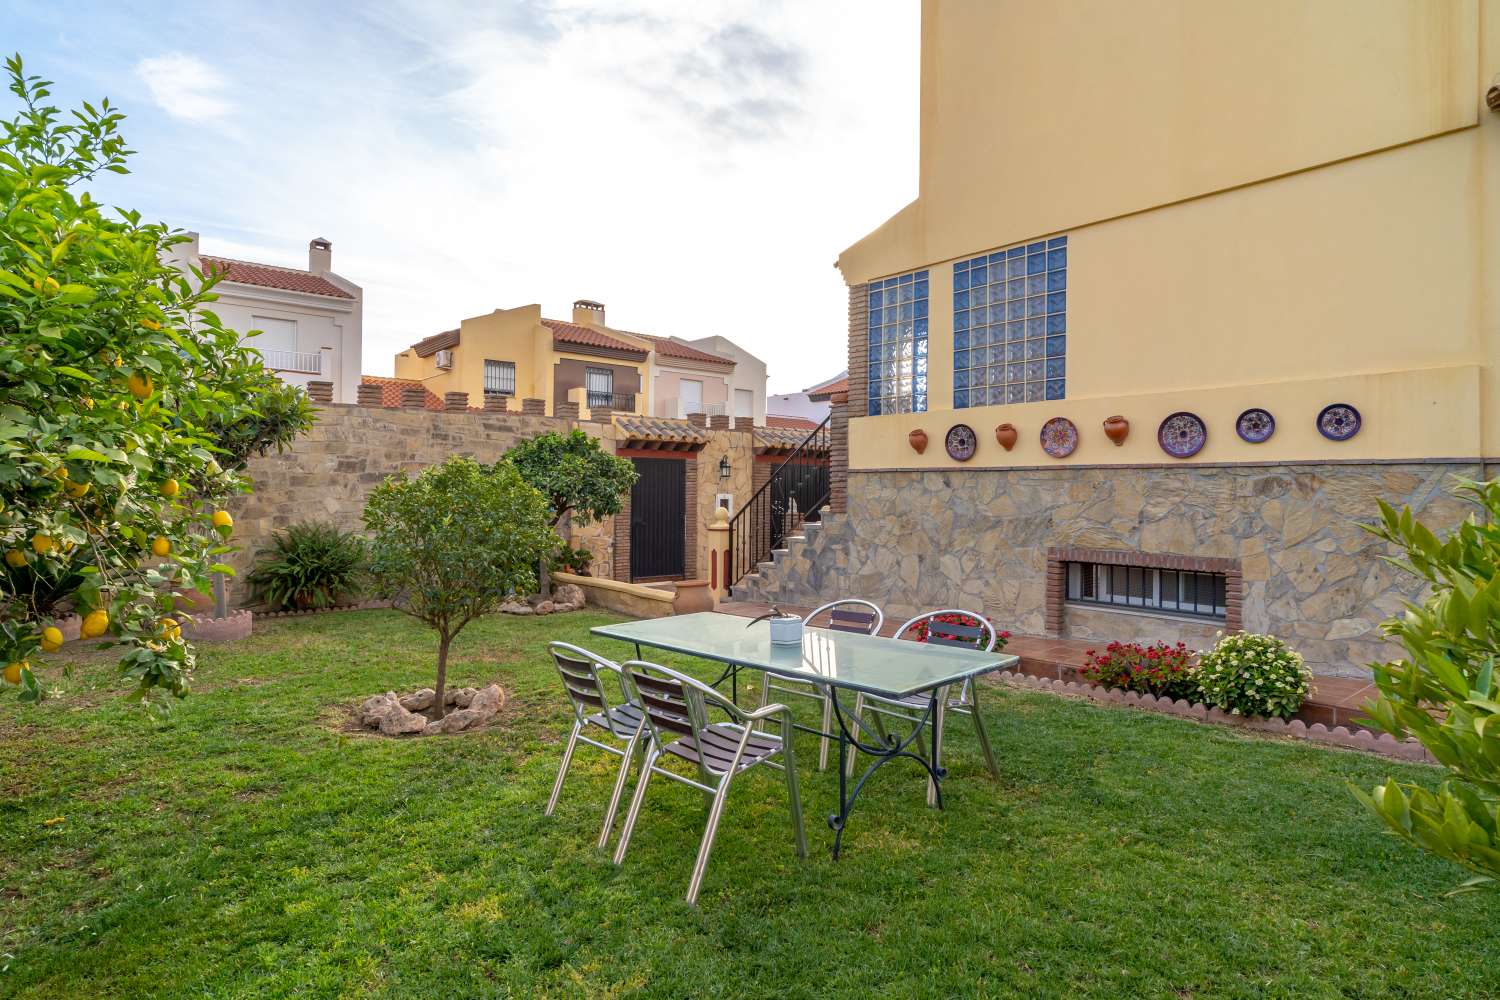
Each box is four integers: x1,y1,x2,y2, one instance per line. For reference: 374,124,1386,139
737,461,1482,677
226,403,617,605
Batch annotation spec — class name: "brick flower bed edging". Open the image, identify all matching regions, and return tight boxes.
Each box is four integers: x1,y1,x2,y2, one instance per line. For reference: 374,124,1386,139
180,610,253,642
254,599,393,619
991,669,1435,764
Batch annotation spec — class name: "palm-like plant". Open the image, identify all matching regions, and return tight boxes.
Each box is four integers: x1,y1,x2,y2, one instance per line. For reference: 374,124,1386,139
247,523,366,611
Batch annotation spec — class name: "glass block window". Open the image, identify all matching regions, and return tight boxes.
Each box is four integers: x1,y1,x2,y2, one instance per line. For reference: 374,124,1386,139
866,269,929,415
953,235,1067,408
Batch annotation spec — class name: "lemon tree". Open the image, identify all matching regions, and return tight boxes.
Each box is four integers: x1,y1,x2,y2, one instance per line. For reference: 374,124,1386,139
0,55,310,703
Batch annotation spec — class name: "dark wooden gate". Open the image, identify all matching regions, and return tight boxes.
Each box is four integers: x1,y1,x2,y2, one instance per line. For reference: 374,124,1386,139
630,457,685,580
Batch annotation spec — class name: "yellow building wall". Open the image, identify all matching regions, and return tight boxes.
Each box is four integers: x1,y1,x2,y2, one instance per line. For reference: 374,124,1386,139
844,0,1498,468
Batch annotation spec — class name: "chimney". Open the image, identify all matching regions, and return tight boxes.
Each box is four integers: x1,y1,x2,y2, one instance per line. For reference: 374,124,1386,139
309,237,332,274
572,299,605,327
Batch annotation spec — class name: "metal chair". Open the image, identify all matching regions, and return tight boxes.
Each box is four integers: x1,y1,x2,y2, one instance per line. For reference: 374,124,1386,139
846,609,1002,805
758,599,884,770
544,641,647,849
613,660,807,906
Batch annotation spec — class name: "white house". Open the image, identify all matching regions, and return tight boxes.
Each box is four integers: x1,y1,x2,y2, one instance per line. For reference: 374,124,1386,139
768,371,845,425
171,234,363,403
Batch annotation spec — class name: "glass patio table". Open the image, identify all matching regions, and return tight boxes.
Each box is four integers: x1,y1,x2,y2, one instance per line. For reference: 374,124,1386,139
591,611,1018,857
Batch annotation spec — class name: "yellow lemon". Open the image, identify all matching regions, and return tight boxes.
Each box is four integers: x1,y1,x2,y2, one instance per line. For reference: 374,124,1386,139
64,481,91,499
3,661,23,685
160,479,180,499
126,372,154,399
40,627,63,653
81,609,109,639
31,534,55,555
5,549,27,568
158,617,181,641
150,536,172,557
212,510,234,531
141,317,161,331
80,396,94,410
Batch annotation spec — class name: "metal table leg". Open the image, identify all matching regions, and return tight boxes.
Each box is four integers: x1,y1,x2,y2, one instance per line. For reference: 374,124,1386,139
825,687,945,860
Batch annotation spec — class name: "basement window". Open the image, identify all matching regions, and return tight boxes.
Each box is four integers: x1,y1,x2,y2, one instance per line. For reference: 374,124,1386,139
1066,561,1226,620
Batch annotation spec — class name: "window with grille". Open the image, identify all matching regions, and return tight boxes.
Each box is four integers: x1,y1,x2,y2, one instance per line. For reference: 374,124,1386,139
483,359,515,396
953,235,1067,407
1066,561,1226,619
586,367,614,407
866,269,928,415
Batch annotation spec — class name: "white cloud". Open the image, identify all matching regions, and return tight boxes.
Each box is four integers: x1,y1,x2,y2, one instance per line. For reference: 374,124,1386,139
135,53,232,123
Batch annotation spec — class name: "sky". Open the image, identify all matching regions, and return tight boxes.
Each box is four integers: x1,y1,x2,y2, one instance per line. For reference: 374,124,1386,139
7,0,919,393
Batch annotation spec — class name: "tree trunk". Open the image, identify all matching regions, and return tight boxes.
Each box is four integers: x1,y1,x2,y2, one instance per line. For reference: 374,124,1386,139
433,633,451,720
537,556,551,600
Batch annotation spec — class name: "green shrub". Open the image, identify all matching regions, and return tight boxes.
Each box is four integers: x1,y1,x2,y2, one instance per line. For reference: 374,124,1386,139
1354,479,1500,890
1195,632,1311,719
550,545,593,576
247,523,365,611
1080,640,1199,701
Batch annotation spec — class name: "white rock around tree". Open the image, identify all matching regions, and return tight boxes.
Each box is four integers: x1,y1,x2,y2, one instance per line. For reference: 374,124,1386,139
358,683,505,737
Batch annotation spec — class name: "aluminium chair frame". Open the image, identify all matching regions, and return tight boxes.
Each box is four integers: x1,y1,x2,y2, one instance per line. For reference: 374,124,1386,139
758,598,884,770
614,659,807,906
544,641,647,849
846,609,1002,806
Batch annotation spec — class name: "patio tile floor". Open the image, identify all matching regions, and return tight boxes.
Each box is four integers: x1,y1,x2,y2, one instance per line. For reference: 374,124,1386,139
717,601,1381,733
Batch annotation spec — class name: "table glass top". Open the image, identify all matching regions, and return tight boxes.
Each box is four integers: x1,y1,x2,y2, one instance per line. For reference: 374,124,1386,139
590,612,1018,698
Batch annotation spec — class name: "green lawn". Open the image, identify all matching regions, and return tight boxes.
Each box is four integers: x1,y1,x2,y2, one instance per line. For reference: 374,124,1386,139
1,610,1494,999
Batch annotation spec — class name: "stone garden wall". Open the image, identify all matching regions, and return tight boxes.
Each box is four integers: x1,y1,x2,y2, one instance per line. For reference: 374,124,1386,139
738,461,1485,677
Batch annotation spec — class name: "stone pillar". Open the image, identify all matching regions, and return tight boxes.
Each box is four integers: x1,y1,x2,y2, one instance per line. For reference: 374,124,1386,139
687,412,707,427
733,416,755,431
484,394,509,412
400,385,426,410
683,456,698,580
1044,558,1066,636
847,282,869,418
613,485,632,581
306,380,333,404
705,505,730,605
356,383,383,408
709,414,730,430
554,400,579,420
444,391,469,412
521,398,546,416
828,399,849,514
591,405,614,423
753,457,772,497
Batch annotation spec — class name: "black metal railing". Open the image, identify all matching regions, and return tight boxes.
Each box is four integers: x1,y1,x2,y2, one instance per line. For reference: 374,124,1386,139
588,390,636,411
726,414,831,595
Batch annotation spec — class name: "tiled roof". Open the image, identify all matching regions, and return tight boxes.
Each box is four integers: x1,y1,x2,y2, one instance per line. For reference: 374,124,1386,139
200,255,355,300
542,319,648,357
641,335,735,367
411,328,459,358
360,375,445,411
614,415,709,451
754,425,828,454
806,374,848,399
765,415,819,430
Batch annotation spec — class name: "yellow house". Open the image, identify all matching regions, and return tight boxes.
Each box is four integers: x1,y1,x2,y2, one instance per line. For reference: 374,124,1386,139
737,0,1500,678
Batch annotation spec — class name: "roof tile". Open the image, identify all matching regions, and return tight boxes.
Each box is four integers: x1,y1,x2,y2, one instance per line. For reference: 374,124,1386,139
542,319,648,357
201,255,354,299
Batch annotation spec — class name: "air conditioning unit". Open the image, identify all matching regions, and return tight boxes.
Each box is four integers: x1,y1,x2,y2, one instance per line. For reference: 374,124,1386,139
434,349,454,370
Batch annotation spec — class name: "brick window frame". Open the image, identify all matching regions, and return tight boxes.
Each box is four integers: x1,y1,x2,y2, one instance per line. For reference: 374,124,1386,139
1045,546,1241,636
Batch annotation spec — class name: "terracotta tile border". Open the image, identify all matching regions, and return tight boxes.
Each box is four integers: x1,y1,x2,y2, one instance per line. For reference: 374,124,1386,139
989,669,1434,764
1045,545,1242,635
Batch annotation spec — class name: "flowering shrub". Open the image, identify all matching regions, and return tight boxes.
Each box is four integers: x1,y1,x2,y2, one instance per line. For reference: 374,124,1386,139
1079,641,1199,700
910,612,1009,650
1195,632,1311,719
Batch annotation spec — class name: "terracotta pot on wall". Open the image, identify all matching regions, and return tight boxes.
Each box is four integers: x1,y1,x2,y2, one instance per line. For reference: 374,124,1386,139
1103,415,1130,446
908,429,929,454
673,580,714,615
994,423,1018,451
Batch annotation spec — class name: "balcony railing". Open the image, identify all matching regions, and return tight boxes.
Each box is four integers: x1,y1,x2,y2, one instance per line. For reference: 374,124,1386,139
655,397,727,419
588,390,636,411
260,348,323,374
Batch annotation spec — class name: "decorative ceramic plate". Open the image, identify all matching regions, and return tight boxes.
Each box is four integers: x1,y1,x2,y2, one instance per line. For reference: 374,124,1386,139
945,423,978,461
1236,408,1275,444
1158,411,1207,458
1039,417,1078,458
1317,403,1361,441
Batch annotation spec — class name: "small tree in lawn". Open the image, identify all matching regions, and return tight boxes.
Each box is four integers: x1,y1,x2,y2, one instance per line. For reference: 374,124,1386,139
503,430,635,596
363,457,554,717
1355,478,1500,890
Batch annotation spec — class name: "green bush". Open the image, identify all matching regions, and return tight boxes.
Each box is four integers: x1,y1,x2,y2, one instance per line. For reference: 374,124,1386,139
550,545,593,576
1354,479,1500,890
1079,640,1200,701
1195,632,1311,719
246,523,365,611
